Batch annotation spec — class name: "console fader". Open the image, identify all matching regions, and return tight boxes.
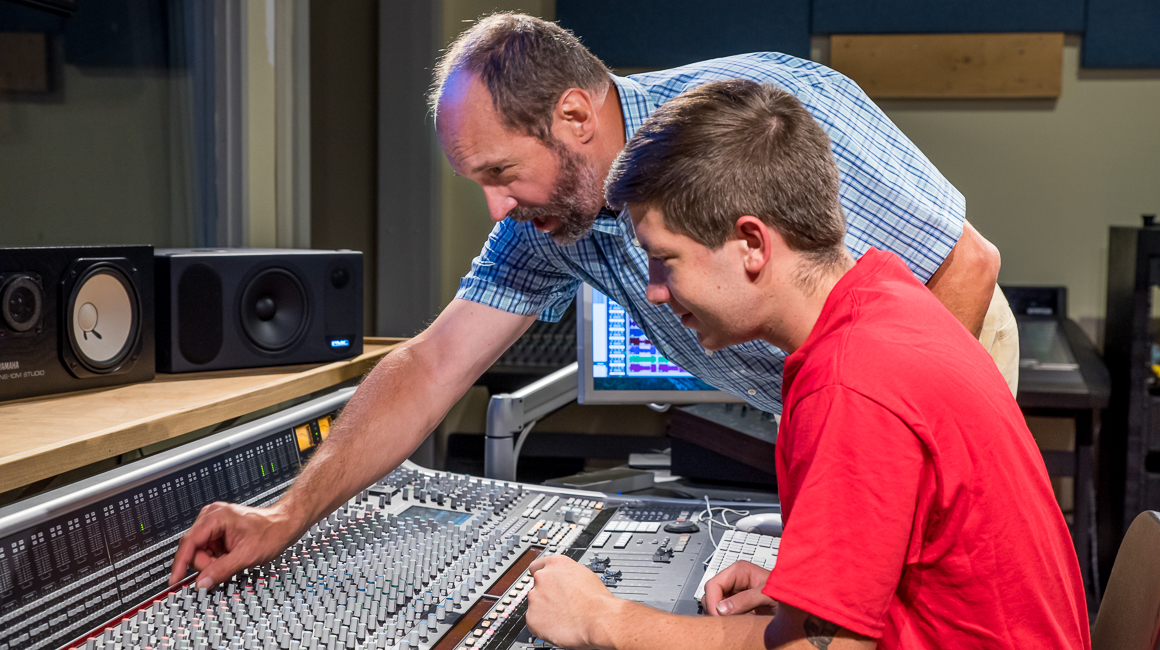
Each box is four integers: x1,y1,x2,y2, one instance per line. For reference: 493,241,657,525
0,388,779,650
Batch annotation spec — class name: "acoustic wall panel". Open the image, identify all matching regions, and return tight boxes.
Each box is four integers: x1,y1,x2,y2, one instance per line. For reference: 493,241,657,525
555,0,810,69
812,0,1085,35
1083,0,1160,68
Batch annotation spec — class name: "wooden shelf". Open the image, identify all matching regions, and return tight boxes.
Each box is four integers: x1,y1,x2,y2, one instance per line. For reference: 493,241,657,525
0,337,405,493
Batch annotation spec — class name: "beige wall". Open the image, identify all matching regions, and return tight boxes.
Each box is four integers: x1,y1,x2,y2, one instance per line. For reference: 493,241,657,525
869,36,1160,335
437,1,555,306
247,0,278,248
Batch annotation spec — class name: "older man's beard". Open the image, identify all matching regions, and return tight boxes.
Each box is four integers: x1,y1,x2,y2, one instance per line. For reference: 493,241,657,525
507,143,604,246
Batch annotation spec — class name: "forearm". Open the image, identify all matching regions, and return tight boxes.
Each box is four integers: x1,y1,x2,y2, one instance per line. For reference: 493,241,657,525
272,338,462,532
925,220,1000,337
526,556,874,650
594,600,771,650
590,600,873,650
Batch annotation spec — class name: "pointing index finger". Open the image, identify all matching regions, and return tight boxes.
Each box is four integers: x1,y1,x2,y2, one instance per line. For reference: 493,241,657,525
169,508,226,585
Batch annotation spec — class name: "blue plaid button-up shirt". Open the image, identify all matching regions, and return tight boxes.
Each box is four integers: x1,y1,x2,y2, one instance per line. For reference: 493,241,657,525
455,52,965,414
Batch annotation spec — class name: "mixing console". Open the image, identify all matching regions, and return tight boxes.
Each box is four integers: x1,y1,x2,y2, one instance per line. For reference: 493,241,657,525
0,388,779,650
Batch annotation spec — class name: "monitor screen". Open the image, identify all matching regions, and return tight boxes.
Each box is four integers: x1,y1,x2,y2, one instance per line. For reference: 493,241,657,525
577,284,741,404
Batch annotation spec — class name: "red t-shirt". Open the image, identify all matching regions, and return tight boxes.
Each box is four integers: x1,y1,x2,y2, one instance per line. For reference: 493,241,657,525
761,249,1089,648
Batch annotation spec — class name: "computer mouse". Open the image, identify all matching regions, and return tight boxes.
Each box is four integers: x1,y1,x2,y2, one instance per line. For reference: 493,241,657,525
734,512,782,536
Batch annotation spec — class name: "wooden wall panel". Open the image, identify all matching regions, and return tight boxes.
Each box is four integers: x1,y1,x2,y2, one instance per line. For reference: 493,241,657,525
830,33,1065,98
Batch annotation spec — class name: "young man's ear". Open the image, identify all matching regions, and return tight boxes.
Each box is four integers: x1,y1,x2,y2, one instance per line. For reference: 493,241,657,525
735,216,773,275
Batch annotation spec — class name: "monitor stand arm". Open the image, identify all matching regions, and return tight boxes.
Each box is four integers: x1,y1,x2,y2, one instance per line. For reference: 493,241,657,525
484,362,579,481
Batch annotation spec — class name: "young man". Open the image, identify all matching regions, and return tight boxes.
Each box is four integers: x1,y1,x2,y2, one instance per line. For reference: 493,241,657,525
524,80,1088,649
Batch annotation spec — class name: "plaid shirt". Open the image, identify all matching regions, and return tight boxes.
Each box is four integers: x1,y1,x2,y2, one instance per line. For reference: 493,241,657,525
456,52,966,413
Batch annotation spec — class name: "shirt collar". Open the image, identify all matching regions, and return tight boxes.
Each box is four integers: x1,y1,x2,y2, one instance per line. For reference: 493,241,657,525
590,206,627,236
587,75,655,239
610,73,657,143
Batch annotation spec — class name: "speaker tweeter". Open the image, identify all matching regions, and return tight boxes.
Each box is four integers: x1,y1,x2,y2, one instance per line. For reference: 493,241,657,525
1,274,45,337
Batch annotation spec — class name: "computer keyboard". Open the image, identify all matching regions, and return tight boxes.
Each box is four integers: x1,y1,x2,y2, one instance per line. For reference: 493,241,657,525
694,529,780,601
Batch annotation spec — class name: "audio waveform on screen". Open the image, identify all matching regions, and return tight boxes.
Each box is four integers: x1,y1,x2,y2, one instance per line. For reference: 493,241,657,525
602,298,693,379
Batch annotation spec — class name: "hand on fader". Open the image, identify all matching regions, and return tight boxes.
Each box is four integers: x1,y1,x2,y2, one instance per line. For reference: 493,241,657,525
526,555,620,650
701,560,778,616
169,501,299,589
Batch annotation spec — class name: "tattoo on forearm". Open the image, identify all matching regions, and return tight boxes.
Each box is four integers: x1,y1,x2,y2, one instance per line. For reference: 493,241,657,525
804,614,840,650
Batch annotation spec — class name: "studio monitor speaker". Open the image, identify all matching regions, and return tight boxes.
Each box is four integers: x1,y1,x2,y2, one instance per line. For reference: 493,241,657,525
0,246,155,402
155,249,363,372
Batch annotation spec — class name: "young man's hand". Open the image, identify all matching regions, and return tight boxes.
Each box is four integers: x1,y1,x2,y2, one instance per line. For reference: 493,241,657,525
526,555,621,649
701,561,778,616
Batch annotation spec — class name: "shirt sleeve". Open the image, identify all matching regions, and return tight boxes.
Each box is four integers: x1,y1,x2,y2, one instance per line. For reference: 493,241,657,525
762,385,926,638
798,75,966,282
454,220,582,322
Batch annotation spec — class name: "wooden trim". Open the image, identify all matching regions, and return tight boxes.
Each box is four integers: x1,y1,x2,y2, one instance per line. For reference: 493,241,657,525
830,33,1064,98
0,338,406,493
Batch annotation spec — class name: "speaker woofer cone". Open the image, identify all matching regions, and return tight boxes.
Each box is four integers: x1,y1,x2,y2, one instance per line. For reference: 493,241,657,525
239,268,308,352
66,264,140,373
2,275,43,333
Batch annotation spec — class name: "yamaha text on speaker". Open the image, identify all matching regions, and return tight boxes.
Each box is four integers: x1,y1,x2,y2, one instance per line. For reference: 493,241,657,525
0,246,155,402
155,249,363,372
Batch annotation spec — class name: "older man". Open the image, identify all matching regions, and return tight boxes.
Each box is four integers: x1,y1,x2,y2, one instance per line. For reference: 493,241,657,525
170,13,1013,593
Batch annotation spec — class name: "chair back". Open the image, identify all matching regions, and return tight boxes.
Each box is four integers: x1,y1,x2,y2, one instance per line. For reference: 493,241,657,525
1092,511,1160,650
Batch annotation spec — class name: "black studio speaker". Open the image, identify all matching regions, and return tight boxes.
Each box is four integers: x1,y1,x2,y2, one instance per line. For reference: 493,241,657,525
0,246,155,402
155,249,363,372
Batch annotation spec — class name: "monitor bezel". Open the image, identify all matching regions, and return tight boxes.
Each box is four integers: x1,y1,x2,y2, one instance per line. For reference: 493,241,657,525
576,284,743,405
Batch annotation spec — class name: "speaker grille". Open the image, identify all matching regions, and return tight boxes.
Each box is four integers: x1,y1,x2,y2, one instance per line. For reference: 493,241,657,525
239,268,308,352
177,263,223,365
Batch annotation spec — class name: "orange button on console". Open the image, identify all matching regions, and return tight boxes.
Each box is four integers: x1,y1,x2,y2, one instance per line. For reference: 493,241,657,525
295,425,313,451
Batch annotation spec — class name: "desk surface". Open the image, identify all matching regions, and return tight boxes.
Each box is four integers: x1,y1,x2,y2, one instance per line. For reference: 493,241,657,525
1016,318,1110,411
0,337,404,494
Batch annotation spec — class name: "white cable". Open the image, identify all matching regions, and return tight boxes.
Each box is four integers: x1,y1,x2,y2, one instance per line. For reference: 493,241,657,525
698,495,750,565
511,419,538,472
703,496,718,557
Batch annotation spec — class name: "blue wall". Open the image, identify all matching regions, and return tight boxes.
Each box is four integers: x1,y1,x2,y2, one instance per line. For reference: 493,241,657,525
557,0,1158,70
1084,0,1160,68
556,0,810,68
811,0,1085,34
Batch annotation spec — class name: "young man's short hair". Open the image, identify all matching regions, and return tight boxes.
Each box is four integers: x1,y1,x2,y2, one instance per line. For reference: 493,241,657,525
605,79,847,269
430,13,611,141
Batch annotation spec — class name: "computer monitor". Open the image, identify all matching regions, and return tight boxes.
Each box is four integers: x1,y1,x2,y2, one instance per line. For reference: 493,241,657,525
577,284,742,404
